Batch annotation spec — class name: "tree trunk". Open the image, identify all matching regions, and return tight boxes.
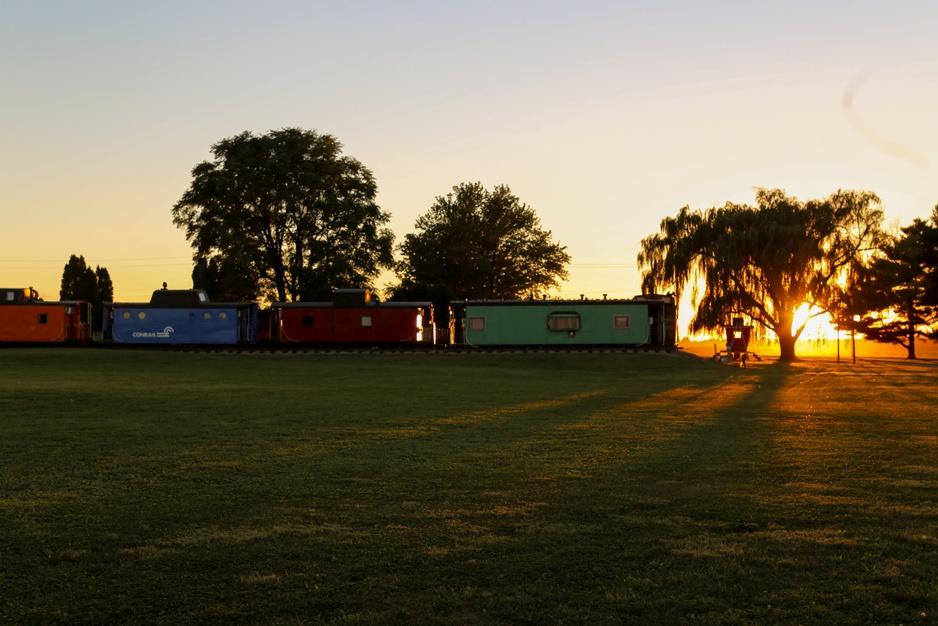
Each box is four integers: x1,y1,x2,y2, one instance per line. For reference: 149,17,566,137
777,309,798,362
907,318,917,360
778,333,797,362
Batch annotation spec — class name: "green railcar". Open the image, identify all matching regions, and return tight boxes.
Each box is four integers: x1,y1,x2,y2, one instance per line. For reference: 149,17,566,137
454,295,677,348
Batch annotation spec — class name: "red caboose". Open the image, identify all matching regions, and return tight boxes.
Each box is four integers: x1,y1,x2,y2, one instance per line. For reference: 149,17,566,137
715,316,760,365
0,287,92,344
271,289,436,347
725,316,752,360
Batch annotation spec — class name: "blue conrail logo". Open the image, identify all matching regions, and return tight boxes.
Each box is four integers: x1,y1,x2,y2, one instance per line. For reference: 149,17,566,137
132,327,174,338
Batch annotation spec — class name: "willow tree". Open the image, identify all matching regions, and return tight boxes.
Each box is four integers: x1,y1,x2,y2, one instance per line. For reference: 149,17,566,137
638,189,884,361
172,128,394,303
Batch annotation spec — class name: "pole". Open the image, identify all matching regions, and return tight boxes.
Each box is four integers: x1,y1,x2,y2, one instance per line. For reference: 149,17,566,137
852,326,856,365
852,314,860,365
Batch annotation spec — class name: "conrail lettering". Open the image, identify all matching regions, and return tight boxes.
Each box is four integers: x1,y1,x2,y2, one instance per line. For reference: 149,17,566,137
132,327,174,338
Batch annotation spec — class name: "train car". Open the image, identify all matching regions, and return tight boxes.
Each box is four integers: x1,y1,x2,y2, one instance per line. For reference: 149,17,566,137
103,288,260,345
272,288,436,347
0,287,91,344
453,294,677,348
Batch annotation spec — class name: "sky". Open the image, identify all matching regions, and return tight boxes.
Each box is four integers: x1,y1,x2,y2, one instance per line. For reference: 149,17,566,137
3,1,938,319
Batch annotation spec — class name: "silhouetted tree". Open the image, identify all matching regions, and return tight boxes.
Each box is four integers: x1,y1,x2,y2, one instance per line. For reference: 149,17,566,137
60,255,113,332
848,217,938,358
95,267,113,304
639,189,884,361
387,280,457,324
60,255,97,302
394,182,570,302
172,128,394,303
192,256,259,303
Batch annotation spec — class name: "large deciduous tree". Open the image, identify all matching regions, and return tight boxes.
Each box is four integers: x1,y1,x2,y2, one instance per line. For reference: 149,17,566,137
191,255,259,303
393,182,570,303
638,189,884,361
848,216,938,359
172,128,394,303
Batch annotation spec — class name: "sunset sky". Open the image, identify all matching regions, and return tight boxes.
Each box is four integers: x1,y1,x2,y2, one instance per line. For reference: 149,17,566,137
3,1,937,319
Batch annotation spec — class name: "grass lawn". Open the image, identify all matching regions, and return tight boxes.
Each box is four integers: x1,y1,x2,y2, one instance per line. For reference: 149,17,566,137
0,349,936,625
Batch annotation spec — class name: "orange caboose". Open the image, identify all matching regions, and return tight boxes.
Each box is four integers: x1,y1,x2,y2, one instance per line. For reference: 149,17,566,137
0,288,92,344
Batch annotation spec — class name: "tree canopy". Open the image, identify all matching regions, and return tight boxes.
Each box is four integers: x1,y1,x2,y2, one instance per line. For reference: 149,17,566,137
60,254,98,302
172,128,394,303
191,255,259,304
846,214,938,359
60,255,113,331
393,182,570,303
638,189,884,361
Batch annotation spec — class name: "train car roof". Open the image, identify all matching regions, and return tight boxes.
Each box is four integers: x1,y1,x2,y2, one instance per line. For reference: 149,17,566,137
272,301,433,309
106,289,256,309
0,299,90,306
149,289,211,307
455,295,674,307
1,287,90,306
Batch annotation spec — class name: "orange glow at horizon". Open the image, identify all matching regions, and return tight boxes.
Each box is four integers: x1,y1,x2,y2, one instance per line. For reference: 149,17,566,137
681,301,938,359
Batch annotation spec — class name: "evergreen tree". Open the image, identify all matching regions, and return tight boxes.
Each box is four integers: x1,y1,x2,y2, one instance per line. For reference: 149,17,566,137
93,266,114,332
849,218,938,359
60,255,97,301
60,255,114,332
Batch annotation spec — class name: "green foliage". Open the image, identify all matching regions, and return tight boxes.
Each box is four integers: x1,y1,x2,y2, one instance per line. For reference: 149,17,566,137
1,351,936,624
387,280,456,323
94,266,113,305
848,216,938,358
172,128,395,303
639,189,884,361
191,255,259,303
60,255,113,331
395,182,571,300
59,254,98,302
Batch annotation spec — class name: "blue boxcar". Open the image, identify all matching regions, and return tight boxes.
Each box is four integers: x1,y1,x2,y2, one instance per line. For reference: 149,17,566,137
104,289,259,345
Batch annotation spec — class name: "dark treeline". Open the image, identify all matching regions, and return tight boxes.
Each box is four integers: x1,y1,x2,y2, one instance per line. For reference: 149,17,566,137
54,127,938,361
639,189,938,361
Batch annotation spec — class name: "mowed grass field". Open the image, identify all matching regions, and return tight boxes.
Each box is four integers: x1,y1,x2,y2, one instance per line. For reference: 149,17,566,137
1,349,936,625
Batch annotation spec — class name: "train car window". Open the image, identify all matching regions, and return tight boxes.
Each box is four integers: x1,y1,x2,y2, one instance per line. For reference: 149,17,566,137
302,315,314,327
613,315,631,329
203,312,212,320
361,316,372,327
138,312,147,320
37,314,48,324
547,314,581,331
468,316,485,331
219,312,227,320
123,311,131,319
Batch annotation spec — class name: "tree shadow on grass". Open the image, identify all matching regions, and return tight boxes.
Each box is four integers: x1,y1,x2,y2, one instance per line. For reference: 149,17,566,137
408,362,805,624
450,360,935,625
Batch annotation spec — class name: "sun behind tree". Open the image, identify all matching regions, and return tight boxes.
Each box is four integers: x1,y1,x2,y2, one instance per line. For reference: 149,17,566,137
639,189,884,361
